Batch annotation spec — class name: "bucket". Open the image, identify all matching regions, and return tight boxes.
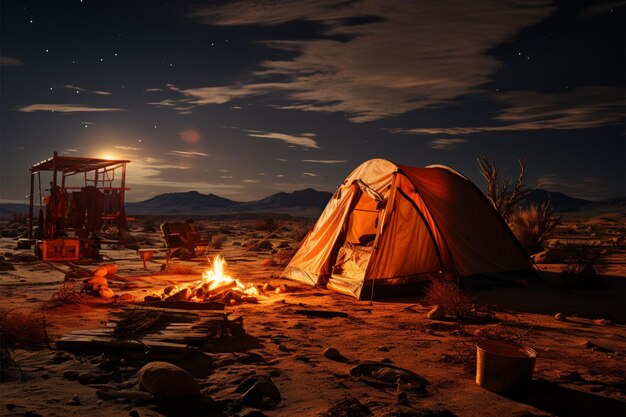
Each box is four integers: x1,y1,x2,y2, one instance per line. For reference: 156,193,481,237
476,340,536,393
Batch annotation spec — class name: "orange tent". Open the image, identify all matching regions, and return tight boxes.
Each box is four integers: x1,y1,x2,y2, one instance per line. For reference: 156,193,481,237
282,159,532,299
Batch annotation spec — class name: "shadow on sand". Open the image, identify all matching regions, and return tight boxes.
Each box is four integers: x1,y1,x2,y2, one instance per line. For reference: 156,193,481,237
506,378,626,417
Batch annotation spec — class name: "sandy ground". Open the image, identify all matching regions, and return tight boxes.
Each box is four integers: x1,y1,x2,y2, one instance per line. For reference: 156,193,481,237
0,214,624,417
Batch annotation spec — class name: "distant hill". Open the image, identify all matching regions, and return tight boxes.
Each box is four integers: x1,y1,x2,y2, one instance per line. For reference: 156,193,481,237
2,188,622,219
525,189,590,212
125,188,333,217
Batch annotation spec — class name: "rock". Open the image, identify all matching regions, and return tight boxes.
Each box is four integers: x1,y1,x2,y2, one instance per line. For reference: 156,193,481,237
164,287,191,302
235,375,281,409
63,370,80,381
67,395,81,406
257,240,273,250
11,253,37,262
555,312,566,321
99,287,115,298
426,305,445,320
396,391,409,405
548,239,560,248
84,276,108,292
117,293,137,303
277,241,290,248
138,362,200,398
144,295,162,302
594,319,611,326
92,267,109,277
579,340,593,348
162,285,177,296
323,347,348,362
0,259,15,271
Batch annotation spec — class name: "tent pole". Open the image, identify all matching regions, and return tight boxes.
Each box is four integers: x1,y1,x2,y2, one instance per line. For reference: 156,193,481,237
369,278,375,306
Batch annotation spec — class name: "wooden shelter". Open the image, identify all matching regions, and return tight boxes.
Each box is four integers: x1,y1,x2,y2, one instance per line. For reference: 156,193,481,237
27,151,130,239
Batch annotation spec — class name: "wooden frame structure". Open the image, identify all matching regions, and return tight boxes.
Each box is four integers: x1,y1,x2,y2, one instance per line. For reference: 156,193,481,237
28,151,130,239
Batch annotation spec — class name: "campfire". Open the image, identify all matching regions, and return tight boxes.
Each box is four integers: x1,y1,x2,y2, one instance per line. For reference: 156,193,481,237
160,255,260,305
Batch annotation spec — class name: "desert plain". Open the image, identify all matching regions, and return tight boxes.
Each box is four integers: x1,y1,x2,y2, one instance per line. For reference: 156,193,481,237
0,212,624,417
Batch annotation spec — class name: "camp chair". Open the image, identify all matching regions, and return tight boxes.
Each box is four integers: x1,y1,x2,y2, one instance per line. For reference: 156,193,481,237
160,222,211,264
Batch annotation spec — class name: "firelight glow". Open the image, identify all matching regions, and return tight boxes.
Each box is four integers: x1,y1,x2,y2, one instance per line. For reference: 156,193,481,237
202,255,258,296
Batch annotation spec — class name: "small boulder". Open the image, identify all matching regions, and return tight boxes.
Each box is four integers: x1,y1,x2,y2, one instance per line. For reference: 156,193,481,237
257,240,273,250
323,347,348,363
594,319,611,326
426,305,445,320
138,362,199,398
236,375,281,409
98,287,115,299
84,276,108,292
555,312,566,321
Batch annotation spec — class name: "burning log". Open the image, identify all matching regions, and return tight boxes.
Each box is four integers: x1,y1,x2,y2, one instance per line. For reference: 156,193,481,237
165,288,191,302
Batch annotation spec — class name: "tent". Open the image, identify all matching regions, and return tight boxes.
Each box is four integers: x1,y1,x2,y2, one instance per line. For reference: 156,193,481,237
282,159,532,299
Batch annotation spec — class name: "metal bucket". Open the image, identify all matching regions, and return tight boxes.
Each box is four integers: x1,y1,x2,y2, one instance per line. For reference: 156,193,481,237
476,340,536,393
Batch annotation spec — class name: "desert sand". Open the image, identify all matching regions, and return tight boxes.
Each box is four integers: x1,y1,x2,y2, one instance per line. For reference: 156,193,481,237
0,213,624,417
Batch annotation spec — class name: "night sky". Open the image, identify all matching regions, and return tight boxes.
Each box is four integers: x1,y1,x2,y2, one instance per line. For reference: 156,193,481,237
1,0,624,203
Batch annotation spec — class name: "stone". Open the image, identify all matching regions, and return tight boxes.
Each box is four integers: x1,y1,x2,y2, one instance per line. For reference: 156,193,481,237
63,370,80,381
99,287,115,298
138,362,200,398
236,375,281,409
426,305,445,320
323,347,348,362
257,240,273,250
594,319,611,326
555,312,566,321
84,276,108,292
67,395,81,406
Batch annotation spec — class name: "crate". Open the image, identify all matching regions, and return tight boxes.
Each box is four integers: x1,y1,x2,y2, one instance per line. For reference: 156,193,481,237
40,238,80,261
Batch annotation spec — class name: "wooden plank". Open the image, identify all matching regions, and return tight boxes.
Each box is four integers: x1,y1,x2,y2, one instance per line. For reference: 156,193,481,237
295,309,349,318
140,301,225,311
55,336,193,352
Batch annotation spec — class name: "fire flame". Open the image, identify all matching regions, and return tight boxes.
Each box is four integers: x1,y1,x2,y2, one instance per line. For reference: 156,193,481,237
202,255,258,296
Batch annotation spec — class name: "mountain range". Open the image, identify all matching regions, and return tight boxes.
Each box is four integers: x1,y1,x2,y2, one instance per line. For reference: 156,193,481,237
1,188,623,219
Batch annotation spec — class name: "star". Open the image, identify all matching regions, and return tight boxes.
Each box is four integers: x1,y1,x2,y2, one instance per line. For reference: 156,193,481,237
45,49,49,53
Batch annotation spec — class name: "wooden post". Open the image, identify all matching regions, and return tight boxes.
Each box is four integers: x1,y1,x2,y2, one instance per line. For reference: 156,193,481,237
28,170,34,239
52,151,58,188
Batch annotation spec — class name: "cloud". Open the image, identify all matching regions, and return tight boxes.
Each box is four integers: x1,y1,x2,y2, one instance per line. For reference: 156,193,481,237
394,86,625,135
241,179,258,183
429,139,468,150
183,1,551,122
0,56,24,66
302,159,347,164
303,172,319,177
17,104,126,113
115,145,141,151
64,84,112,96
247,131,320,149
165,150,210,157
145,88,163,92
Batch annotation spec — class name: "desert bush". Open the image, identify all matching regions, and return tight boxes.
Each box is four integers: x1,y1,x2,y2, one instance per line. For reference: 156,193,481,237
141,217,157,233
478,156,535,221
319,397,371,417
210,234,227,249
290,224,312,246
424,279,476,319
509,201,561,254
559,242,607,289
0,309,49,380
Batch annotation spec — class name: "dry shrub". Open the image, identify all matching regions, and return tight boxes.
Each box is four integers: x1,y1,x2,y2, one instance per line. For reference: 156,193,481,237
261,249,295,267
509,201,561,254
442,341,477,374
48,281,86,307
0,309,49,380
166,263,197,275
559,242,607,290
478,156,535,221
424,279,476,319
141,217,157,232
210,234,226,249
